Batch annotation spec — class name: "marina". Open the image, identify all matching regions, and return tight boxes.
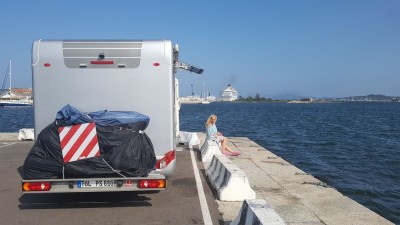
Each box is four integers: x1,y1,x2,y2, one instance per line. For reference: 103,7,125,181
179,95,215,104
179,84,238,104
0,60,33,107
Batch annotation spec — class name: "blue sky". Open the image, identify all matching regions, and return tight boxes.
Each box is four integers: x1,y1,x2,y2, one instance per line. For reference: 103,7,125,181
1,0,399,98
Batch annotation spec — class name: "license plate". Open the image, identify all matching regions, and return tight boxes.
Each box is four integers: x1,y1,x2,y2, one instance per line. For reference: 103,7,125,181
77,180,115,188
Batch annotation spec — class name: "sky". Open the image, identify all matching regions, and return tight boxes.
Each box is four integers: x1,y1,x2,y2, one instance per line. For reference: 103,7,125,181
0,0,399,98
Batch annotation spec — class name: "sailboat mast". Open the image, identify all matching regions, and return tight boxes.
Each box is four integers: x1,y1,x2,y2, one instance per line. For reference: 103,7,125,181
203,82,205,100
9,60,12,99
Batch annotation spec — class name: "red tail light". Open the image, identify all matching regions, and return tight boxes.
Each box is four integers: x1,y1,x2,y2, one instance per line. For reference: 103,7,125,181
22,182,51,191
90,60,114,64
139,179,166,188
155,150,175,169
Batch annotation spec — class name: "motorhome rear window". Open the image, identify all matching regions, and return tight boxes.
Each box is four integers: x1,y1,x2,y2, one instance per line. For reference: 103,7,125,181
62,41,142,68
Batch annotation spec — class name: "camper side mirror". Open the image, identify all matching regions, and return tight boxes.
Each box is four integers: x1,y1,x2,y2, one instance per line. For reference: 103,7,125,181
174,61,204,74
188,66,204,74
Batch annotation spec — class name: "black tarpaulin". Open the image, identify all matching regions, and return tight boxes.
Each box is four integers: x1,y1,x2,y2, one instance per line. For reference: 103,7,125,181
23,107,156,179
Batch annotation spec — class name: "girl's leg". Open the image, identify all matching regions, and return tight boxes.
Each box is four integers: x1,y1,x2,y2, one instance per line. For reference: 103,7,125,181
221,138,227,153
222,137,233,153
221,137,240,156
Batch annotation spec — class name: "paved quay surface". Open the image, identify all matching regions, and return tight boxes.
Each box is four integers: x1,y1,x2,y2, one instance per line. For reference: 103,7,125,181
195,132,394,225
0,133,222,225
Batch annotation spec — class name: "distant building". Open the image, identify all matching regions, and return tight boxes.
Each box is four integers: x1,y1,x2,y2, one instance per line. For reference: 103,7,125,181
12,88,32,97
220,84,238,101
0,88,32,98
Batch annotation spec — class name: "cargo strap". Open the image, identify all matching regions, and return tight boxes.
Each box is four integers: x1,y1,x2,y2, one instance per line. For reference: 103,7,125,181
101,158,126,178
61,159,126,179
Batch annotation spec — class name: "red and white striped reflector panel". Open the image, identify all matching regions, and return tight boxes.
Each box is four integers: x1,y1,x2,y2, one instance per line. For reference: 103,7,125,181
58,123,100,163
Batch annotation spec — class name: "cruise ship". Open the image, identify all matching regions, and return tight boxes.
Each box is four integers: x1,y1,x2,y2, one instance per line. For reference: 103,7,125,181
220,84,238,101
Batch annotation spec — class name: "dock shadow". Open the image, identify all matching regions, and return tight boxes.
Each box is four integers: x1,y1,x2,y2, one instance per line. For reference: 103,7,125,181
199,168,219,200
17,166,24,178
195,148,203,161
178,143,202,161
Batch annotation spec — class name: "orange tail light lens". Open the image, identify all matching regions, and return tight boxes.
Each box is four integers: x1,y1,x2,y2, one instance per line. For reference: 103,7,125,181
139,179,166,189
22,182,51,191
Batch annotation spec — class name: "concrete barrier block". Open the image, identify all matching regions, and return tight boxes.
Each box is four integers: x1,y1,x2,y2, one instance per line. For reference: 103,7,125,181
18,128,34,140
206,155,256,201
200,140,222,163
179,131,200,148
231,199,286,225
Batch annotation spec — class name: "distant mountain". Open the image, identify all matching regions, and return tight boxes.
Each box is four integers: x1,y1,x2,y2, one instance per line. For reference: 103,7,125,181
271,93,399,102
333,94,399,101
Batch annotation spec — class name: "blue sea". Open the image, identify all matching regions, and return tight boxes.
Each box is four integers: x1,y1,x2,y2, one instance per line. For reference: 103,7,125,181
0,107,34,132
179,102,400,224
1,103,399,224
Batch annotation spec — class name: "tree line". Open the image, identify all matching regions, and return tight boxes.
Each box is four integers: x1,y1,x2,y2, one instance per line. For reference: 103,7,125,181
237,93,276,102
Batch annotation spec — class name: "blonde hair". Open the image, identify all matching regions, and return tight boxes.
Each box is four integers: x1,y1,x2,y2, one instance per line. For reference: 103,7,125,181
205,114,217,127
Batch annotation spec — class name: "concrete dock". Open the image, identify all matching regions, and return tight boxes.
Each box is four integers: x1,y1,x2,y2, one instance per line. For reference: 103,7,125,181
0,132,394,225
0,134,223,225
195,132,394,225
0,133,19,141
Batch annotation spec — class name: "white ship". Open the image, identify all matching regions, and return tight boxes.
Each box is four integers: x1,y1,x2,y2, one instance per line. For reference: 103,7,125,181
220,84,238,101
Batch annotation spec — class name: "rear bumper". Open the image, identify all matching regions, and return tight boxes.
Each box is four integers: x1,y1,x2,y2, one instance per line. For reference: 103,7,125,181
22,174,166,194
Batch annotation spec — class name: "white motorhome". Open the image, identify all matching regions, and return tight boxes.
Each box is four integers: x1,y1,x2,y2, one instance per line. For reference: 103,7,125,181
23,40,202,193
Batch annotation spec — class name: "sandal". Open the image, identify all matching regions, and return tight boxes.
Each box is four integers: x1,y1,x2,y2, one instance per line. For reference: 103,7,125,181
230,151,241,156
223,151,230,156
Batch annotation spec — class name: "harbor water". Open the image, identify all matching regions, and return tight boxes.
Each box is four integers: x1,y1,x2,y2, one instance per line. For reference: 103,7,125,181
179,102,400,225
1,102,399,224
0,107,33,132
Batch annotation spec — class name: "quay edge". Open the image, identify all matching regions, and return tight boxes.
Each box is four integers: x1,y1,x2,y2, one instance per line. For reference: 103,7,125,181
195,132,394,225
0,133,19,141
